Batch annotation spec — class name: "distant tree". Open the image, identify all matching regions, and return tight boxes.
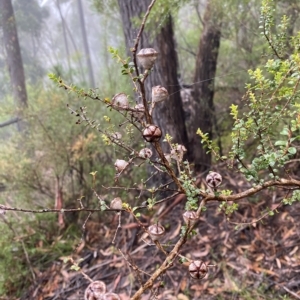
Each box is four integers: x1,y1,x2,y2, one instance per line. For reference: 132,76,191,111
13,0,49,84
118,0,189,154
77,0,95,87
118,0,222,174
0,0,27,131
191,0,222,173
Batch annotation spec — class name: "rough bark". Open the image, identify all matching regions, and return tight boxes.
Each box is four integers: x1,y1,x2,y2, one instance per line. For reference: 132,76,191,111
191,1,222,173
117,0,189,153
0,0,28,129
118,0,222,176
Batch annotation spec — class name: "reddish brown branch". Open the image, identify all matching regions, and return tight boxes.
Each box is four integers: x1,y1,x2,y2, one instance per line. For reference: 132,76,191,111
208,178,300,202
131,0,157,125
1,178,299,215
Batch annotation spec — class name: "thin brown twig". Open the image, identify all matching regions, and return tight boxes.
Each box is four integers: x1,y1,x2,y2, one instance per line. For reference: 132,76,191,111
132,0,156,124
68,257,93,283
134,192,181,211
0,204,122,213
262,16,283,60
227,202,282,226
112,212,122,244
0,178,299,215
0,215,36,284
130,221,191,300
118,248,150,280
281,285,300,299
73,212,92,255
21,240,36,283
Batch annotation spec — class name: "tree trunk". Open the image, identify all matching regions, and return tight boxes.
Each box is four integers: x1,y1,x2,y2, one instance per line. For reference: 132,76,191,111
117,0,189,153
0,0,28,130
77,0,95,88
191,1,222,173
56,0,72,79
118,0,222,176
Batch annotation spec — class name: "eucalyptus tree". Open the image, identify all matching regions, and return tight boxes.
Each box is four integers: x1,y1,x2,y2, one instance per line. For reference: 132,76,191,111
117,0,189,155
117,0,223,174
13,0,49,84
0,0,27,131
92,0,300,175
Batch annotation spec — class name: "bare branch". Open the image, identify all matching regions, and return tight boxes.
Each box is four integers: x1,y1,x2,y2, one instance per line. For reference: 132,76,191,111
0,117,19,128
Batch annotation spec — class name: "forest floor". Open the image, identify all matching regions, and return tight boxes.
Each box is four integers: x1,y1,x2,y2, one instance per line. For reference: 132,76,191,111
9,168,300,300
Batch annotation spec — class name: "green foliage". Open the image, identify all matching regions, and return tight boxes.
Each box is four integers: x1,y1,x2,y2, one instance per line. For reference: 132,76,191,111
196,128,223,160
91,0,118,15
2,0,300,297
146,196,156,210
179,171,201,211
0,213,79,297
260,0,291,59
0,85,118,210
222,1,300,182
229,104,239,121
145,0,190,29
0,81,134,294
282,190,300,205
229,51,300,182
219,201,239,216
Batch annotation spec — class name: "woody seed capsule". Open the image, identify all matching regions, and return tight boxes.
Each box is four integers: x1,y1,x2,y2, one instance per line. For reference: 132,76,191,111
114,159,128,173
110,197,123,210
111,93,129,110
84,280,106,300
206,172,222,188
148,224,165,241
170,144,187,162
189,260,208,279
111,132,122,140
142,124,162,142
137,48,158,69
139,148,153,159
164,153,172,164
102,293,121,300
183,211,199,226
152,85,169,103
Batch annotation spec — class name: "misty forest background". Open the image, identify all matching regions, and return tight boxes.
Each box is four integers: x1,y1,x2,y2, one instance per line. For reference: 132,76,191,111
0,0,300,299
